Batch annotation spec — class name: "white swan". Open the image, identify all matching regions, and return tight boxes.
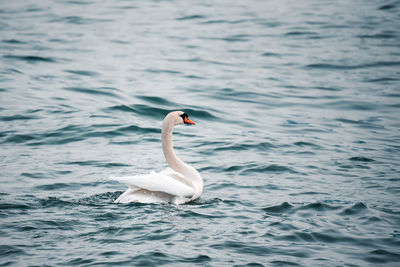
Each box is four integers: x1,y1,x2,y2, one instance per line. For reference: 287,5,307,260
112,111,203,204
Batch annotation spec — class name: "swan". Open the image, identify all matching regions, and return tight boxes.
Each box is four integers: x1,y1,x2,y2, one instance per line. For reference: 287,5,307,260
112,111,203,204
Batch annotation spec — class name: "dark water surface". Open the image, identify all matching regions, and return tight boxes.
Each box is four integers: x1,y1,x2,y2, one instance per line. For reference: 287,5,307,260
1,0,400,266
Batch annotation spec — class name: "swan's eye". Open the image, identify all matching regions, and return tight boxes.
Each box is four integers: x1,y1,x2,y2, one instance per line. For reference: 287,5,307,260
180,113,188,121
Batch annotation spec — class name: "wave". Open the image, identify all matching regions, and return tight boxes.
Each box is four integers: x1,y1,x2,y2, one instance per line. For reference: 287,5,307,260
64,87,120,98
3,54,56,63
0,114,39,121
263,201,369,216
378,3,399,10
2,39,27,44
340,202,368,215
241,164,297,175
105,103,217,120
136,95,177,106
349,156,375,162
1,122,160,145
306,61,400,70
176,15,206,21
201,163,296,175
214,141,274,152
49,16,111,25
358,33,397,39
263,202,293,214
0,245,27,257
36,193,120,208
64,69,99,77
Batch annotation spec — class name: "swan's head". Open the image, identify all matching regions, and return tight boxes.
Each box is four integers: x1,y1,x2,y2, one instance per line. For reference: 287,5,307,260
164,111,196,126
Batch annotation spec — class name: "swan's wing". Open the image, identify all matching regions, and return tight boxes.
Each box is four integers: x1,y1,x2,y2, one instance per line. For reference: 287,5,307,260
111,170,194,198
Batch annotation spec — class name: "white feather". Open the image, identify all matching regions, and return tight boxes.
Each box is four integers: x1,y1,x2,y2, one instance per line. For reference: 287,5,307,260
111,168,194,201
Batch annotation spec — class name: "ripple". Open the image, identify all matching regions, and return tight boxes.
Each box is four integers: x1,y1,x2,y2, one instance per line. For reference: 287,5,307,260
211,240,272,255
36,193,120,207
34,182,79,190
65,69,99,77
137,95,177,106
179,209,223,219
2,39,26,44
64,258,94,265
310,232,338,243
181,254,211,263
299,202,340,212
366,249,400,263
261,52,282,57
3,54,56,63
77,192,123,205
145,68,182,74
105,104,170,119
317,100,378,111
20,172,45,179
378,3,398,10
0,203,31,210
115,124,159,134
306,61,400,70
176,15,206,21
293,141,320,148
2,121,162,146
263,202,368,217
64,87,120,98
358,33,397,39
214,141,274,152
263,202,293,214
105,104,216,120
4,134,35,143
222,34,250,42
349,156,374,162
63,160,131,168
94,212,121,221
242,164,297,175
83,124,160,137
200,19,228,24
366,77,399,84
0,245,26,257
285,31,318,37
270,260,300,266
336,118,381,128
340,202,368,215
0,114,38,121
50,16,111,24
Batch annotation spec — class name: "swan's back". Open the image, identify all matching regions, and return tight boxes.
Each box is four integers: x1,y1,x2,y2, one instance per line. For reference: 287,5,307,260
112,168,195,204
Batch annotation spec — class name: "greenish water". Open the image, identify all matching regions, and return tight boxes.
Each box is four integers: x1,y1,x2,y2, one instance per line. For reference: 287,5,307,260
1,0,400,266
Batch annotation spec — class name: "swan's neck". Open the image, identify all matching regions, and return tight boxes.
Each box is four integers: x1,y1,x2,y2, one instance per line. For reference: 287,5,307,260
161,119,203,199
162,122,185,172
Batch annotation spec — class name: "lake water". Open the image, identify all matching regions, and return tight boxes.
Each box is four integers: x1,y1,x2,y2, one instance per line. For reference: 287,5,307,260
1,0,400,266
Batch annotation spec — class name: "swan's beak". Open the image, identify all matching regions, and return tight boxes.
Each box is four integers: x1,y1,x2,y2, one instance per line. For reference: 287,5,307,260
184,117,196,125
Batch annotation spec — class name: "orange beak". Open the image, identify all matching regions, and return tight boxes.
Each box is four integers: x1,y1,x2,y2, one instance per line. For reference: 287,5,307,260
184,117,196,125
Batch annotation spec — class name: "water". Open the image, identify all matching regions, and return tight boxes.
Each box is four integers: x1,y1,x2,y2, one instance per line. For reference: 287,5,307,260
1,0,400,265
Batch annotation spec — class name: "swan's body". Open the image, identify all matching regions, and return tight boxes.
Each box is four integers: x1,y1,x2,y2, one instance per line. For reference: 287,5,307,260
112,111,203,205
